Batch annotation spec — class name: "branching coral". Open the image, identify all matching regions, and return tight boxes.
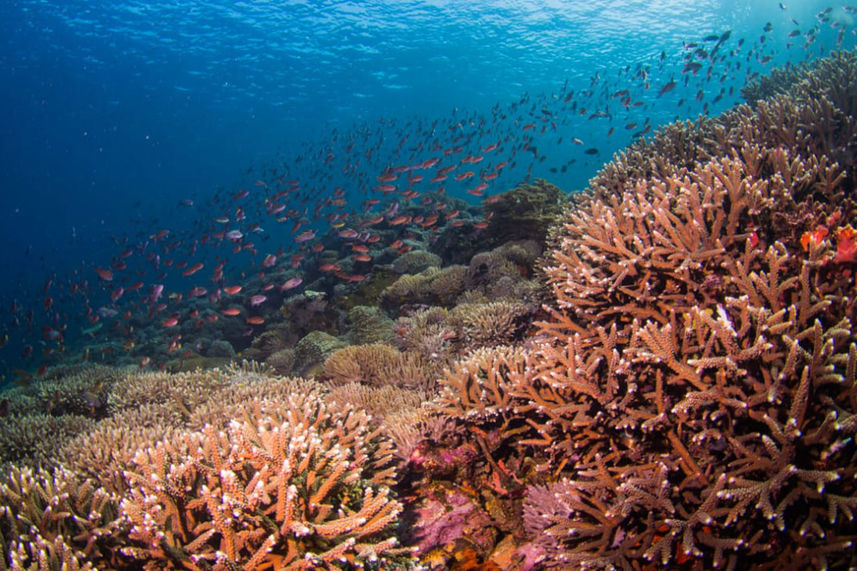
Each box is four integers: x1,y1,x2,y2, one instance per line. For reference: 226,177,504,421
121,391,411,569
0,465,127,570
106,368,231,416
404,50,857,570
0,414,95,469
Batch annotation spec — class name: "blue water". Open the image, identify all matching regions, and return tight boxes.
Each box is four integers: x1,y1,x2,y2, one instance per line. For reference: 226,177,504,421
0,0,853,379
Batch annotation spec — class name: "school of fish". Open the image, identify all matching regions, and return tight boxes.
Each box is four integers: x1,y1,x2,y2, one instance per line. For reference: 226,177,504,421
1,4,855,384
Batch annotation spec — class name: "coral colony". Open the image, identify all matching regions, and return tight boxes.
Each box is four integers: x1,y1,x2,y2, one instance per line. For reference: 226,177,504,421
3,48,857,571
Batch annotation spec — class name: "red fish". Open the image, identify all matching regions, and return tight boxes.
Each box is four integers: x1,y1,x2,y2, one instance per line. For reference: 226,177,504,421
188,287,207,297
295,229,317,243
95,267,114,281
223,285,242,295
110,287,124,302
222,308,242,316
182,263,204,277
246,316,265,325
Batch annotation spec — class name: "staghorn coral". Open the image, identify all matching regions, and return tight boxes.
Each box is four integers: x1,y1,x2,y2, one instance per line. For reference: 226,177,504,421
741,60,809,106
0,465,127,570
120,391,411,569
183,375,321,432
0,414,95,469
62,375,319,496
58,404,183,495
325,382,427,423
509,147,857,568
404,51,857,570
106,368,231,416
583,51,857,211
0,364,124,419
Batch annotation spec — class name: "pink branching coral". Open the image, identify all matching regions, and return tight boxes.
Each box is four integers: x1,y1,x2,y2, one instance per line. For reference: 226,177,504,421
120,393,411,569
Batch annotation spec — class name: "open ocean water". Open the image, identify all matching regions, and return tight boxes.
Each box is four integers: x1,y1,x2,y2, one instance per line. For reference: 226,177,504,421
0,0,854,381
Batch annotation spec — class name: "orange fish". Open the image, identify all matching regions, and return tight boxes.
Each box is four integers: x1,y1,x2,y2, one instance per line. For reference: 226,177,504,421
246,316,265,325
222,308,242,316
223,285,242,295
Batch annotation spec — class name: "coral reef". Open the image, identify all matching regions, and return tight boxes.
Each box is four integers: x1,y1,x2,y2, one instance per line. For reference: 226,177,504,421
402,50,857,570
106,368,231,416
2,46,855,571
2,364,124,419
322,343,438,391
